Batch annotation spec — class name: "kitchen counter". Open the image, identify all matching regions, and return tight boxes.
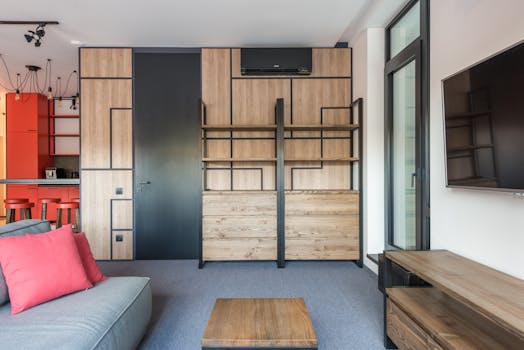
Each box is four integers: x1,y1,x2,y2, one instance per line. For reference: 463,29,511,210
0,179,80,185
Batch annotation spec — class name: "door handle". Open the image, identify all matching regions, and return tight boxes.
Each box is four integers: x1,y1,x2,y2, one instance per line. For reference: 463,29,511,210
411,172,417,188
137,181,151,192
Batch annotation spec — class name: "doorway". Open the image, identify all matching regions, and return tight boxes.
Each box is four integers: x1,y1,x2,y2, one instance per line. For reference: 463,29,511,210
134,50,202,259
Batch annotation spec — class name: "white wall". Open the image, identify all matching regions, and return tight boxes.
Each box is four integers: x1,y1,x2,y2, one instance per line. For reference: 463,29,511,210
353,28,386,273
430,0,524,279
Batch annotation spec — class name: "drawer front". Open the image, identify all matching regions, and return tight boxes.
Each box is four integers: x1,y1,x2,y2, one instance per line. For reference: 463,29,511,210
387,299,442,350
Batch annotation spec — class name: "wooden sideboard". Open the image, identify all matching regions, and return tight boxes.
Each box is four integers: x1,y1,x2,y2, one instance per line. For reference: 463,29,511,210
383,250,524,349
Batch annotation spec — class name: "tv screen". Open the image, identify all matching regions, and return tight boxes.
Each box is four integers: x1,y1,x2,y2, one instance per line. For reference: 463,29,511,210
443,41,524,192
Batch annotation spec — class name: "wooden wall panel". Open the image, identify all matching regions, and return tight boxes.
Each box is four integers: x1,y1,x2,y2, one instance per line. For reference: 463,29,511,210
81,170,133,259
232,79,290,124
81,79,132,168
285,191,359,260
202,49,231,124
80,48,132,78
111,109,133,168
112,200,133,229
112,230,134,260
203,191,277,261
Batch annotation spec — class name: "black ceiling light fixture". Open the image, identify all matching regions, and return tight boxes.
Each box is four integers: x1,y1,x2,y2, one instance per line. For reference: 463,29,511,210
0,20,59,48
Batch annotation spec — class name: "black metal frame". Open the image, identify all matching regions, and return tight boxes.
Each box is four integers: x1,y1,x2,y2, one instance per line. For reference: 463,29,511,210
276,99,285,268
384,0,430,253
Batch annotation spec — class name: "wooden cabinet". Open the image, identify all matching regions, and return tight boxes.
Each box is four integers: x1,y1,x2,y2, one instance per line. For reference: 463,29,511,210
6,93,51,179
80,48,132,78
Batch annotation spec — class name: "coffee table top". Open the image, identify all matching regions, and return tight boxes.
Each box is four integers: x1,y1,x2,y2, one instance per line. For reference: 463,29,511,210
202,298,318,349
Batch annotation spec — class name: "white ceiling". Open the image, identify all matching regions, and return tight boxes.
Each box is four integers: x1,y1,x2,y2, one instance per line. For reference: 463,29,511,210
0,0,406,96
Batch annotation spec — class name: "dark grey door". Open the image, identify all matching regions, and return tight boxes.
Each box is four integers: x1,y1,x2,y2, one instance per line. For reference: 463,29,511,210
134,51,201,259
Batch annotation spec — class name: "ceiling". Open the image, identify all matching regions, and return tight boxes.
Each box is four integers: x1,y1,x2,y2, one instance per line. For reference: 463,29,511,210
0,0,406,96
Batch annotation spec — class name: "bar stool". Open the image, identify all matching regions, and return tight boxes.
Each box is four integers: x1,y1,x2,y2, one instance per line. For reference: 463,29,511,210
39,198,61,221
5,202,34,223
4,198,30,223
57,202,80,232
70,198,80,203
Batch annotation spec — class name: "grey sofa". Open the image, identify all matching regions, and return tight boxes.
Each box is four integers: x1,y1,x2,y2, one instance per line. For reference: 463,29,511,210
0,220,152,350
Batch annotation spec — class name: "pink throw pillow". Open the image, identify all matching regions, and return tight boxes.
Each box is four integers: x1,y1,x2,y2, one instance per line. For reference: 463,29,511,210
0,225,93,314
73,232,107,284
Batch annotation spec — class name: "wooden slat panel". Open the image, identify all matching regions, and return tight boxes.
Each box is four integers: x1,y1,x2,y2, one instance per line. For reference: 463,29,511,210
203,238,277,261
285,237,359,260
112,200,133,230
285,215,358,239
81,170,133,259
111,109,132,168
80,48,132,78
202,49,231,124
203,216,276,239
112,230,133,260
285,190,359,215
311,48,351,77
231,48,351,78
81,79,132,168
203,191,276,216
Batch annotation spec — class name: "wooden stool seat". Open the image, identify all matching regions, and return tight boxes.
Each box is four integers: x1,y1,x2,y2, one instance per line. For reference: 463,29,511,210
4,198,29,204
39,198,61,221
5,202,34,223
56,202,80,232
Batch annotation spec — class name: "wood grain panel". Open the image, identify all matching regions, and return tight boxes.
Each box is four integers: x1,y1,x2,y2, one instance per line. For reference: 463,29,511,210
203,215,276,239
80,48,132,78
203,191,276,216
202,49,231,124
387,299,435,350
203,191,277,261
311,48,351,77
231,48,351,78
285,191,359,260
232,79,290,125
203,238,277,261
292,78,350,125
203,298,317,348
111,109,132,168
81,170,133,259
81,79,132,168
112,230,133,260
112,200,133,229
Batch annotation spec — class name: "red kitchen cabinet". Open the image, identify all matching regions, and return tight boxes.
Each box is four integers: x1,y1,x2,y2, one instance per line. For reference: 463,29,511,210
6,93,52,179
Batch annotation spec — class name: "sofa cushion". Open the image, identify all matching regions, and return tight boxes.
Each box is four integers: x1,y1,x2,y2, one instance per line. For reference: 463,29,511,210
74,232,107,284
0,277,151,350
0,225,92,314
0,220,51,305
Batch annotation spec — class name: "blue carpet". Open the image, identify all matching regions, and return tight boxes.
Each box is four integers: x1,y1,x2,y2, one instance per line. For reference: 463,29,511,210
98,260,384,350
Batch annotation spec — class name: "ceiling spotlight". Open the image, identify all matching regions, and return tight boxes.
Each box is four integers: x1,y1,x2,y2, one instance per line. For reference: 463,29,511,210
24,23,46,47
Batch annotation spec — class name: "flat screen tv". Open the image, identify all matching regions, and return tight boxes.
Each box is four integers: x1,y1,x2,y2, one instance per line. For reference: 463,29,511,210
443,41,524,192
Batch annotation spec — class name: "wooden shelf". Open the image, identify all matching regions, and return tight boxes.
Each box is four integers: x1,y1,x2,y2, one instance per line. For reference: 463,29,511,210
50,115,79,119
387,288,523,350
284,124,359,131
385,250,524,339
202,158,277,162
285,157,359,162
447,144,493,152
49,133,80,137
202,124,277,131
446,110,490,120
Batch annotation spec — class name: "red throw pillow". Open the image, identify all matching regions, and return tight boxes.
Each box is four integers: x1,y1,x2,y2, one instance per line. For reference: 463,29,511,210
0,225,93,314
73,232,107,284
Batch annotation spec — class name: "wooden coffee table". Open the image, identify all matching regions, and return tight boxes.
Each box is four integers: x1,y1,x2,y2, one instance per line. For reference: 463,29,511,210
202,298,318,349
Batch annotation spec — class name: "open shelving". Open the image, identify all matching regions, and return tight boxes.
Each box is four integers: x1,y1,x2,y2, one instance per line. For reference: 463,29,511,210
48,98,80,158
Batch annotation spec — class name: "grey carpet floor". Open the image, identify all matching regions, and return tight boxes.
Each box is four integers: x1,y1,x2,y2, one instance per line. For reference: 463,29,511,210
98,260,385,350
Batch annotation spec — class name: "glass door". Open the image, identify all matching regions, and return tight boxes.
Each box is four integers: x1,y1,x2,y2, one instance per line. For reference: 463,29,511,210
385,0,429,251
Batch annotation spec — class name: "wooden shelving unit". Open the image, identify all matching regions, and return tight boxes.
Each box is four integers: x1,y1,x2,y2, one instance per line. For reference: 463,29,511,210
384,250,524,349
